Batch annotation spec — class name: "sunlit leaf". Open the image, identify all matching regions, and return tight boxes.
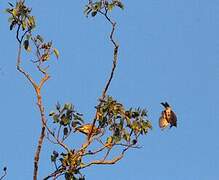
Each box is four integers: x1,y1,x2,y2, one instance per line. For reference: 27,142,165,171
41,53,50,61
12,9,17,16
60,115,70,126
36,35,44,43
53,115,60,123
22,21,26,30
107,4,114,11
54,48,59,59
64,103,72,110
123,132,130,142
27,16,36,29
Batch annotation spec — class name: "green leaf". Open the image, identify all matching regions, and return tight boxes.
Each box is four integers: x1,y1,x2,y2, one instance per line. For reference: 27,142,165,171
53,115,60,123
93,2,102,11
51,155,56,162
132,139,137,145
64,127,68,136
22,21,26,30
26,34,31,40
107,4,115,11
113,135,121,143
23,40,31,52
141,109,147,116
60,115,70,126
106,136,113,144
123,132,130,142
71,121,82,128
64,103,72,110
36,35,44,43
84,5,92,17
53,150,59,157
53,48,59,59
49,111,55,116
91,11,97,17
9,20,17,31
27,16,36,29
116,1,124,10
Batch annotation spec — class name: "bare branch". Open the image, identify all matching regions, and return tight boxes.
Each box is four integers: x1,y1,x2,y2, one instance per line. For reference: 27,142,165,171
89,10,119,140
83,146,106,156
16,44,38,89
16,24,21,43
16,28,51,180
43,168,65,180
80,153,124,169
44,122,71,152
39,74,50,90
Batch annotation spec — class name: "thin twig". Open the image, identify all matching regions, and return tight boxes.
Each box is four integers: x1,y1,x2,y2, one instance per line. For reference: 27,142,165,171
83,146,106,156
43,168,65,180
80,153,124,169
17,44,38,89
89,9,119,140
0,168,7,180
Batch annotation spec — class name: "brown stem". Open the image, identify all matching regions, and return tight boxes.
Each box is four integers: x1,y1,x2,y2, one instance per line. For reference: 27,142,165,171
80,143,132,170
17,34,50,180
88,11,119,140
33,89,47,180
17,44,38,89
102,45,118,99
80,153,124,169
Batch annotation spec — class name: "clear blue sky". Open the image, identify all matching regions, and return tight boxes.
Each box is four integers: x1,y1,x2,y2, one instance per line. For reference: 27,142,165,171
1,0,219,179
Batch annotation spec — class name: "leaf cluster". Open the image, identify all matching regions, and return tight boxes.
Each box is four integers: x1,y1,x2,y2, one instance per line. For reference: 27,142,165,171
84,0,124,17
6,1,35,31
6,1,59,66
96,96,152,145
47,97,151,179
50,150,85,180
49,103,84,140
25,34,59,61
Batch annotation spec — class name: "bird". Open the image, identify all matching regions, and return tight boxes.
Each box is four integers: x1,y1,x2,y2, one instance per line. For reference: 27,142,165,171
159,102,177,129
74,124,101,136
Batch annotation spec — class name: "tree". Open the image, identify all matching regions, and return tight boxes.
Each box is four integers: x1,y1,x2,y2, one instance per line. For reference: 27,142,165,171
3,0,176,179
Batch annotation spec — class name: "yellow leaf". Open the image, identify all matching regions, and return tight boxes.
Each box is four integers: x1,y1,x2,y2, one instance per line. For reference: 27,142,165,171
53,48,59,59
12,9,17,16
41,53,50,62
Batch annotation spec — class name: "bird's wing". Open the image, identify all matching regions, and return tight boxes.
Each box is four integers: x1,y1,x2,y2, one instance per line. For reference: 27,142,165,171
170,110,177,127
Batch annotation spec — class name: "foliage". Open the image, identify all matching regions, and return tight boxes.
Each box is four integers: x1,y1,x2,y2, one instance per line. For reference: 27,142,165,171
45,97,151,179
84,0,124,17
6,0,58,66
5,0,158,180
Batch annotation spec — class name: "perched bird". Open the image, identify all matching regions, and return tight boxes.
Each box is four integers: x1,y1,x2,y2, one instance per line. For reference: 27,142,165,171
74,124,101,136
159,102,177,129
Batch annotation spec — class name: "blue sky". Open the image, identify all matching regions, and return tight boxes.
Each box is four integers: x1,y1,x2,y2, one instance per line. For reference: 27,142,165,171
1,0,219,179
